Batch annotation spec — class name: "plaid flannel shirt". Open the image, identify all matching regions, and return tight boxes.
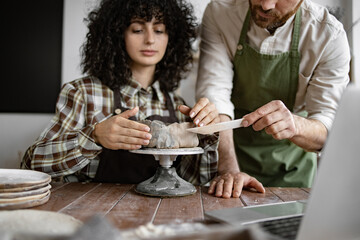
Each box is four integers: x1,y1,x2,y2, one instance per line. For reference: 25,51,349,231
22,76,218,185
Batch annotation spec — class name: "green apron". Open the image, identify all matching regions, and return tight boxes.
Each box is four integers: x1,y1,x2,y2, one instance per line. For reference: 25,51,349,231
231,9,316,187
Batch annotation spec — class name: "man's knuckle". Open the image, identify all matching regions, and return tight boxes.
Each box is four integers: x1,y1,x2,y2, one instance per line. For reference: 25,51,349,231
265,127,271,135
255,108,263,116
274,100,283,107
263,115,272,125
273,133,282,140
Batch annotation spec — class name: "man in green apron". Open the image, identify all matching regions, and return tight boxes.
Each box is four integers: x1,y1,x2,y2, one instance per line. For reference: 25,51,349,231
197,0,350,198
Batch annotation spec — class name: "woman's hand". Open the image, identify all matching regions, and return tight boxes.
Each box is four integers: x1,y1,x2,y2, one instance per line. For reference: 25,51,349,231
179,98,220,126
92,107,152,150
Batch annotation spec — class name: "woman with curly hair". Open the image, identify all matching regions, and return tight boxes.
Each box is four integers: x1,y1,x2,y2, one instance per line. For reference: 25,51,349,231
22,0,220,185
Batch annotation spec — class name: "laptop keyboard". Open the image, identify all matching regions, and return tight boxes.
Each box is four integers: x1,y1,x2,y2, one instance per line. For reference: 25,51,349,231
253,215,303,240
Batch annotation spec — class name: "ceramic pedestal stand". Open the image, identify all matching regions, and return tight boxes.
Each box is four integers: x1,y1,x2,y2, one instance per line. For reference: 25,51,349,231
130,147,204,197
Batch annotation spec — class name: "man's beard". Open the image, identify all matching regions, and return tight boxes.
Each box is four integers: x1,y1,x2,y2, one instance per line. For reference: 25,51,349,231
249,0,303,32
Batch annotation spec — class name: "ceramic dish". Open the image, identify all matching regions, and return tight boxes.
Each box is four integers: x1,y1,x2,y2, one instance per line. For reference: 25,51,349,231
0,184,51,199
0,191,51,210
0,169,51,192
0,189,50,204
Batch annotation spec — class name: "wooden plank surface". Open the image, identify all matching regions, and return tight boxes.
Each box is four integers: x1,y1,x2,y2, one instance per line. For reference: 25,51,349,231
268,187,309,202
33,182,100,211
153,186,203,225
201,186,244,212
106,188,161,229
60,183,132,222
50,182,69,191
31,183,310,230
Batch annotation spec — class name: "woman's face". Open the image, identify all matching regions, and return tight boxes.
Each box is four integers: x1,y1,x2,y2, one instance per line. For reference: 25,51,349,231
125,18,168,70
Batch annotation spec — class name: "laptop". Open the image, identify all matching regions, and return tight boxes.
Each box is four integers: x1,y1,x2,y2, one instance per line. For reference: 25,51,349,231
205,84,360,240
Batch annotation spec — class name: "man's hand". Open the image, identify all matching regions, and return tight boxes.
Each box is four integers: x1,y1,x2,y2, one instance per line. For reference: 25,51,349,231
208,172,265,198
242,100,297,140
242,100,327,151
92,107,152,150
179,98,220,126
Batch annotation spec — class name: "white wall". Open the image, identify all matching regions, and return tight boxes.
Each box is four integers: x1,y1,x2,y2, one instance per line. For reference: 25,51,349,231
314,0,358,85
351,0,360,86
62,0,99,84
0,114,53,168
177,0,211,107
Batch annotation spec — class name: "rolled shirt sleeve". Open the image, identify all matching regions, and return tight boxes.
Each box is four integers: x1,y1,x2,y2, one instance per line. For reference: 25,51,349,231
299,19,351,131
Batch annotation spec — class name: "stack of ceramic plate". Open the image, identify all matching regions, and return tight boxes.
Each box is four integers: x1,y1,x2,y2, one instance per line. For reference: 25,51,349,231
0,169,51,210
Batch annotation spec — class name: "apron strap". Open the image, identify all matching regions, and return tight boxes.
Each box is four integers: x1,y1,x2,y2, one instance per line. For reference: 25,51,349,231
239,10,251,45
163,90,177,121
291,8,302,52
113,87,122,112
112,87,136,120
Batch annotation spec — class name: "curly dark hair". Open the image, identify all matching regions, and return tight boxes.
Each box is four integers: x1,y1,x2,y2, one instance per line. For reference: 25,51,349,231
81,0,198,91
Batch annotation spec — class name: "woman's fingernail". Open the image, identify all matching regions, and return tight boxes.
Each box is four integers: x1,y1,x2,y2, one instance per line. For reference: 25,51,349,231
199,122,204,127
144,126,150,132
146,133,152,139
195,119,199,125
190,112,195,118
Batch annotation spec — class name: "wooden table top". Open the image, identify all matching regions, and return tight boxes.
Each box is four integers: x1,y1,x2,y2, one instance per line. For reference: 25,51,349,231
32,182,310,230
